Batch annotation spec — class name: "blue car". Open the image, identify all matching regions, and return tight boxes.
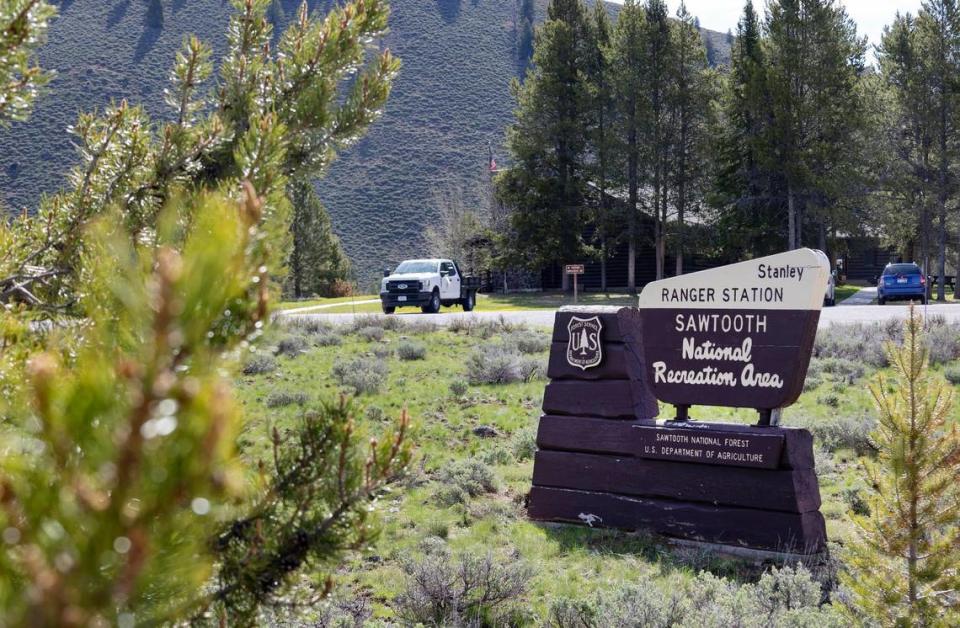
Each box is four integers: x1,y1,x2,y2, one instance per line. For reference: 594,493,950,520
877,263,927,305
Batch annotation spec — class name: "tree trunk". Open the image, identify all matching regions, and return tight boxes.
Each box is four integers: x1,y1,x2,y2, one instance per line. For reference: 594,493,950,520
600,235,608,292
654,164,663,281
938,97,949,301
938,211,947,302
675,201,684,276
291,232,302,299
787,183,796,250
954,231,960,300
921,203,930,282
627,125,638,292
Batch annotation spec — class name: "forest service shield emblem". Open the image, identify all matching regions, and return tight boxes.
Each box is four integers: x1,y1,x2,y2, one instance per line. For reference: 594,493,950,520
566,316,603,370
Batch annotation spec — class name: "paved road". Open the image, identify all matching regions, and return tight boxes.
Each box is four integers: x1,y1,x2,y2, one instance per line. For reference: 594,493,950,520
839,286,877,306
281,301,960,329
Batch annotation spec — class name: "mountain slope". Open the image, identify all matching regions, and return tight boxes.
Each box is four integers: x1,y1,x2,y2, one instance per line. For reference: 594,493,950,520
0,0,730,282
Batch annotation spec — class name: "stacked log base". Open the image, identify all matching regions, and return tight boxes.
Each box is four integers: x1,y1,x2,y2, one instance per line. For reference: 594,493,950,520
527,307,827,554
529,419,826,553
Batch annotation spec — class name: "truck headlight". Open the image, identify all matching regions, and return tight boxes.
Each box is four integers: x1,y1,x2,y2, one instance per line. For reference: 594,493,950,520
419,280,428,291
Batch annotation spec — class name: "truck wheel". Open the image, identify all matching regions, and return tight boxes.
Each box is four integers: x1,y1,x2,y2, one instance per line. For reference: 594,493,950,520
421,289,441,314
382,305,395,315
462,291,476,312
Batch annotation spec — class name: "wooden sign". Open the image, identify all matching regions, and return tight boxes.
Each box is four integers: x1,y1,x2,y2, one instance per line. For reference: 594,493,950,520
633,424,783,469
528,300,828,555
565,264,585,275
637,249,829,410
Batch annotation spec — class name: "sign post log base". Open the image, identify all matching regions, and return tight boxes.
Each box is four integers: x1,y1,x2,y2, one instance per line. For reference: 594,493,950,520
529,417,826,554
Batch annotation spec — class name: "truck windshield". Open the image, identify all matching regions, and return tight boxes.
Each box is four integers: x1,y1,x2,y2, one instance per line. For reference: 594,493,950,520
394,261,438,274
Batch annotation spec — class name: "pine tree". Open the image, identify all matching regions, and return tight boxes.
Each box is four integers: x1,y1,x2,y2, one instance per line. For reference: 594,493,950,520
644,0,673,280
876,12,936,274
584,0,616,291
764,0,866,251
286,179,352,299
876,3,960,298
518,0,536,70
711,0,783,258
844,308,960,625
0,1,410,624
917,0,960,301
668,2,714,275
610,0,646,291
267,0,285,26
1,0,399,309
0,0,56,125
146,0,164,29
495,0,594,277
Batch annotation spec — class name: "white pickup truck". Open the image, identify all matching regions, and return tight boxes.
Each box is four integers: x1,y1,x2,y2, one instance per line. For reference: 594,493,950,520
379,258,480,314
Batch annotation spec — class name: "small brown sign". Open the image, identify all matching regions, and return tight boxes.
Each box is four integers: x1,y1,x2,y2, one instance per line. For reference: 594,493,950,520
633,425,784,469
565,264,585,275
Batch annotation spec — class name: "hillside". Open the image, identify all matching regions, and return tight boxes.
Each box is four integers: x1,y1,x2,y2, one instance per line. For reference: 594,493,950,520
0,0,730,283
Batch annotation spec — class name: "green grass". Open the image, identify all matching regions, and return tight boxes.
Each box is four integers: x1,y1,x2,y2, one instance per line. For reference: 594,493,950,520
274,295,380,311
235,318,913,620
279,291,639,314
833,284,862,302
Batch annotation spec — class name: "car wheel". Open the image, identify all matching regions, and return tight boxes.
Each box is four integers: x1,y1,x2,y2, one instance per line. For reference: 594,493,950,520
878,296,885,305
463,291,476,312
920,295,927,305
421,289,441,314
382,305,395,315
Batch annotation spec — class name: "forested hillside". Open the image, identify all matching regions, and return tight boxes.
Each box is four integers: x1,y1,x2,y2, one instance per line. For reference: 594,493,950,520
0,0,729,281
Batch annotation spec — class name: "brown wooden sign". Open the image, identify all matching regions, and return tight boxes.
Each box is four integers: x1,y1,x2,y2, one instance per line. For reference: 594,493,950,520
637,249,830,410
633,424,784,469
527,302,828,555
565,264,585,275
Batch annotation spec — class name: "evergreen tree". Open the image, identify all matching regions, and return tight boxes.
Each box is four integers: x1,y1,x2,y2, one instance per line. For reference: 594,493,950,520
0,1,409,624
610,0,646,290
917,0,960,300
0,0,55,125
844,308,960,625
1,0,399,309
146,0,164,29
267,0,286,26
876,3,960,299
711,1,783,258
876,13,937,274
286,179,352,299
585,0,616,290
518,0,536,70
764,0,866,251
644,0,673,280
495,0,594,277
668,2,714,274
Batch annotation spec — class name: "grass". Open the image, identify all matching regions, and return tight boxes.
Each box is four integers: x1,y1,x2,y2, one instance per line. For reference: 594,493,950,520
275,295,380,311
234,316,958,621
283,287,895,314
833,284,862,302
280,291,639,314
